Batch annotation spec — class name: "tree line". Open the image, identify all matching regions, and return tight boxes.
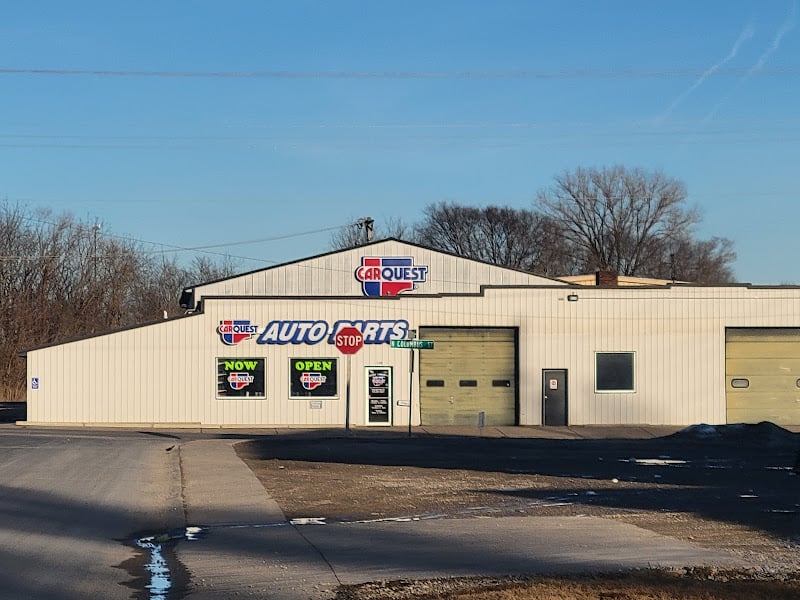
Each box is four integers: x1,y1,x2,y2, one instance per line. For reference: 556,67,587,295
332,166,736,283
0,203,234,400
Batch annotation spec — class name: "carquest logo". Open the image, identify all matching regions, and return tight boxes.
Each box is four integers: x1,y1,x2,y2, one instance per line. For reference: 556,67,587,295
217,319,259,345
300,372,327,391
227,372,255,390
354,257,428,297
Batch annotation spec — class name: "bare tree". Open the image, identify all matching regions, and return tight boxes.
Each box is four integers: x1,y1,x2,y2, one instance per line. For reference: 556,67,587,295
414,201,575,275
133,255,237,321
0,202,236,400
536,166,734,281
190,255,237,283
657,236,736,284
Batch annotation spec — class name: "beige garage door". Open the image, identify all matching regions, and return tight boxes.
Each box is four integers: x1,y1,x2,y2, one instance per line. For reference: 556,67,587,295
726,328,800,424
419,327,517,426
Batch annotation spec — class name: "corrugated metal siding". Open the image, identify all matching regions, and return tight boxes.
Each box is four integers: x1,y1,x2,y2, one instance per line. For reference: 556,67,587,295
25,272,800,427
27,316,206,424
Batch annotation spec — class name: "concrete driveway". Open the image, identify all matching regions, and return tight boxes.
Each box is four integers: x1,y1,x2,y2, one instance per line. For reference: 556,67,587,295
0,426,746,599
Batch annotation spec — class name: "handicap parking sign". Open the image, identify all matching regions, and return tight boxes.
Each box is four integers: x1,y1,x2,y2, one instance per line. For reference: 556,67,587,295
31,377,39,390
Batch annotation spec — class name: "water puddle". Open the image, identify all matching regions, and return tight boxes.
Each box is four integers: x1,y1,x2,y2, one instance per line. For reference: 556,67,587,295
128,527,205,600
135,538,170,599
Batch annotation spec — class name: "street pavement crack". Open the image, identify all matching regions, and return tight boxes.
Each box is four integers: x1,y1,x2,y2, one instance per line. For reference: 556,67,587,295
289,521,344,586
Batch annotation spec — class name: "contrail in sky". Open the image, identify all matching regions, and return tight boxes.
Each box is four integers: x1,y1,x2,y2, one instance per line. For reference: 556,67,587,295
752,0,796,72
705,1,797,122
656,24,754,123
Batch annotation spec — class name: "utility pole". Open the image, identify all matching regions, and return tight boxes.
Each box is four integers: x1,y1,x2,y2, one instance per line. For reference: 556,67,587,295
92,222,101,282
356,217,374,244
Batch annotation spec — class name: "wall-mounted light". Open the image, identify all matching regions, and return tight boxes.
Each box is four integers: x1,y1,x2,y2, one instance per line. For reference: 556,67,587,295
567,293,579,302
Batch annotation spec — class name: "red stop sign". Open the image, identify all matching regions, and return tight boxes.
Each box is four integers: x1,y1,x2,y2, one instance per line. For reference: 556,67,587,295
334,326,364,354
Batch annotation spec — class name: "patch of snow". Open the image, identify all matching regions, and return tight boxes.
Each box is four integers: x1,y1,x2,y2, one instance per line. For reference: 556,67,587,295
681,423,721,438
620,458,688,466
290,517,327,526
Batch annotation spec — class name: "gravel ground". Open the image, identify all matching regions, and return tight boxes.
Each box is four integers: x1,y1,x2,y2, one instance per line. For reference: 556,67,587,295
236,423,800,596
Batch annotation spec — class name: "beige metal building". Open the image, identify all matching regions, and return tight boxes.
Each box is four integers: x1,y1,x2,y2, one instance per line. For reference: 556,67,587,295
23,239,800,427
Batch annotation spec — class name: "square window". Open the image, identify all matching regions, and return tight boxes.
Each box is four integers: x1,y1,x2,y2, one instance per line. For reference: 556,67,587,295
595,352,635,393
290,358,339,399
216,358,266,399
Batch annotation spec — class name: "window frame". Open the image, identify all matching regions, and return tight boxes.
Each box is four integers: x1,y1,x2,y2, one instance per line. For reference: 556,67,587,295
215,357,267,400
594,351,636,393
289,357,339,400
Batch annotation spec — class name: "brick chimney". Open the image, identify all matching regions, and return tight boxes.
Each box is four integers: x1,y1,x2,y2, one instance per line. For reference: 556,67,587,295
595,270,619,287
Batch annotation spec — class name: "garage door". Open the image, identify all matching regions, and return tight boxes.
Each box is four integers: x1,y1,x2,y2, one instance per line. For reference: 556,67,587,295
726,328,800,424
419,327,517,426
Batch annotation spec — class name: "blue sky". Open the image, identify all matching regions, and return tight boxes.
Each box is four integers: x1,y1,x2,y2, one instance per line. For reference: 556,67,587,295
1,1,798,283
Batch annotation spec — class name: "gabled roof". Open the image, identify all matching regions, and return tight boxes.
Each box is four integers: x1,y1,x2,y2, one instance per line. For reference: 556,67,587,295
186,237,566,289
181,237,566,306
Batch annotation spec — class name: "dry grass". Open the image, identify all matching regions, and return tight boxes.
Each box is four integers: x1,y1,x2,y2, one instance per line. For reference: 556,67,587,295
337,571,800,600
450,575,800,600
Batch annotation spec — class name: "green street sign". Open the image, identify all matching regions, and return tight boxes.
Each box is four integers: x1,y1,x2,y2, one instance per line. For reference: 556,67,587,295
390,339,434,350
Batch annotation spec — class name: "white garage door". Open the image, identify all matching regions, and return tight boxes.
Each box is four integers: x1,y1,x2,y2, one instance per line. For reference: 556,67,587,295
726,328,800,424
419,327,517,426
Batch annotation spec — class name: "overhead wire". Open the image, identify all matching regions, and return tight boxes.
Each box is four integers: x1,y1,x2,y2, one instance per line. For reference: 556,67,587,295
3,211,490,287
9,213,363,266
1,66,798,79
143,224,354,254
2,117,799,150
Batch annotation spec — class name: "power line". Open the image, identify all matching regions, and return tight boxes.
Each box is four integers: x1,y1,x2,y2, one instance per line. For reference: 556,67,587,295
5,116,800,134
1,66,798,80
3,122,800,140
14,213,357,265
142,224,353,254
3,135,799,151
1,119,798,151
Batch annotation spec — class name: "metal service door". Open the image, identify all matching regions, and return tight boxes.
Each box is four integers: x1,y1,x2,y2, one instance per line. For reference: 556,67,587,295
543,369,568,426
